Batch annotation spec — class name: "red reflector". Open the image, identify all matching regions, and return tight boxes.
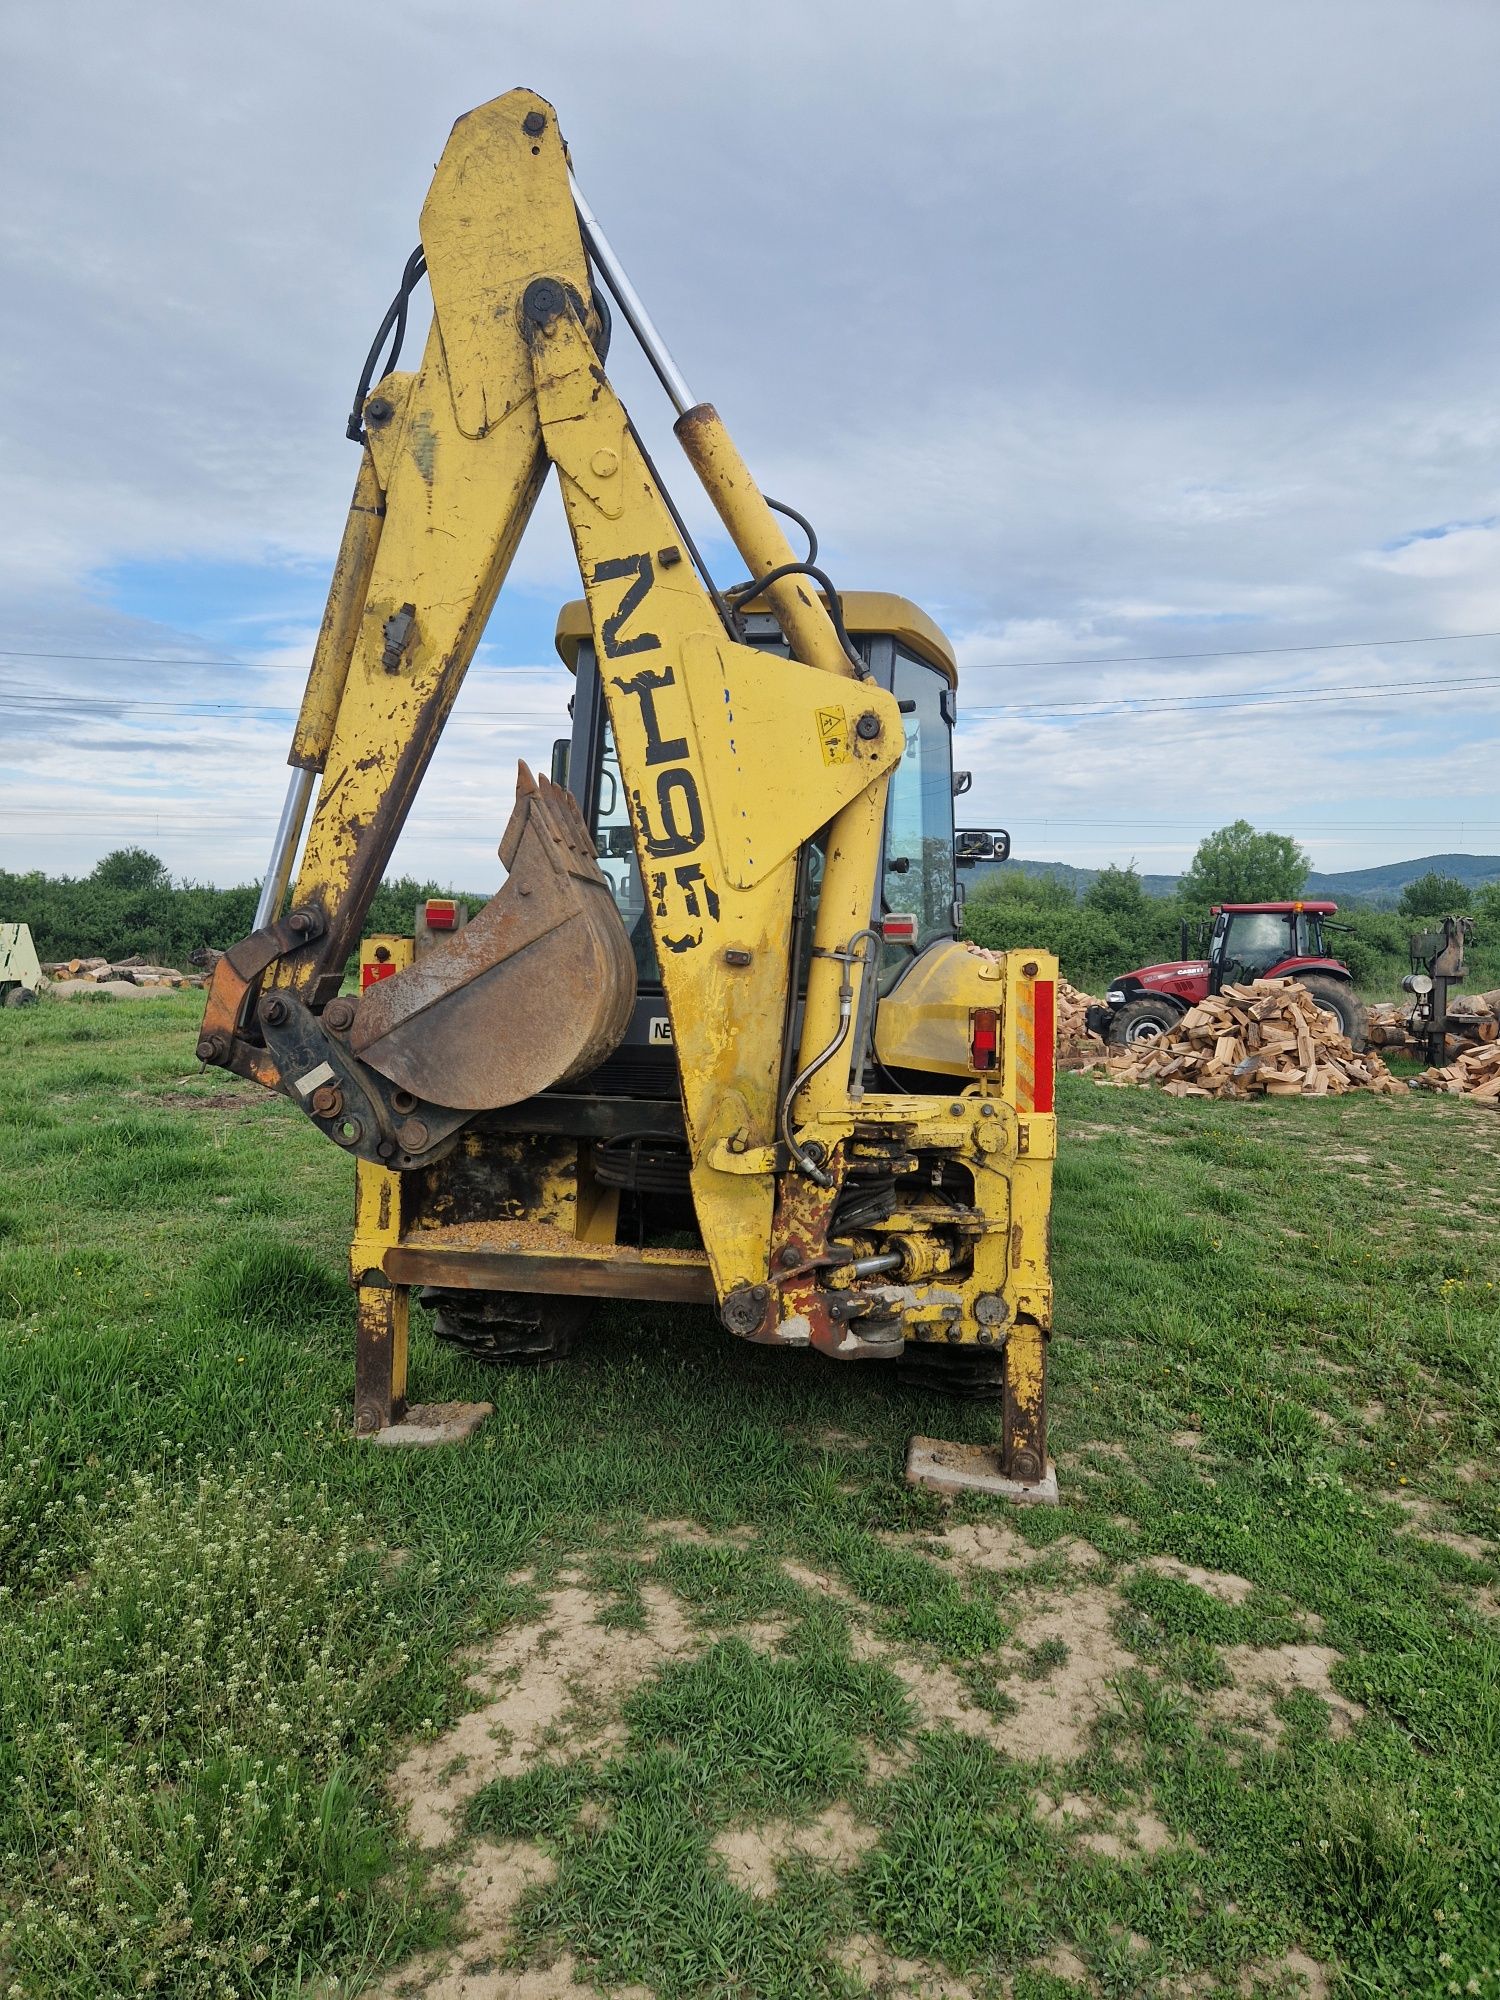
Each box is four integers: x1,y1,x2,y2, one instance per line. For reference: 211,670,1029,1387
881,913,917,942
1033,978,1056,1113
361,961,399,991
424,898,458,931
969,1005,998,1072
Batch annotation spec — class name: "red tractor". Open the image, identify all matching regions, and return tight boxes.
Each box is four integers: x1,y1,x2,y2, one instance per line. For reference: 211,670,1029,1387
1084,900,1366,1049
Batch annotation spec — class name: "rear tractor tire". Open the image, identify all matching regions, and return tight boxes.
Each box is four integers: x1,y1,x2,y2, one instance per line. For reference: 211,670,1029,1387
1107,995,1181,1048
1297,975,1366,1051
419,1287,590,1366
2,984,37,1008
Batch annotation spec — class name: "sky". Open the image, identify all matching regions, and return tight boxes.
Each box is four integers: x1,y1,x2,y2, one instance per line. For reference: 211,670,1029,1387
3,0,1499,891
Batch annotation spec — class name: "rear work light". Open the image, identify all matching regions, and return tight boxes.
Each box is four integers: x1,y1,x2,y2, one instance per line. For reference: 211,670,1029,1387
424,898,459,931
880,913,917,943
362,950,398,992
969,1005,999,1072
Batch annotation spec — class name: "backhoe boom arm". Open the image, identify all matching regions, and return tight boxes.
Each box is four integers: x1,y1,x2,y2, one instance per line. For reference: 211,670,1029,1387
204,88,903,1305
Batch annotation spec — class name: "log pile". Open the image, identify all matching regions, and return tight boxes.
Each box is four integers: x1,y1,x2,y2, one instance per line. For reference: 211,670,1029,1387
1363,1001,1414,1050
42,955,206,990
1364,991,1500,1057
1058,979,1105,1063
1094,977,1406,1099
1410,1041,1500,1102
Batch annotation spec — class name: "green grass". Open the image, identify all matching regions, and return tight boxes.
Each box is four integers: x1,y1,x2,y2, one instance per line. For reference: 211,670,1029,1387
1,993,1499,1998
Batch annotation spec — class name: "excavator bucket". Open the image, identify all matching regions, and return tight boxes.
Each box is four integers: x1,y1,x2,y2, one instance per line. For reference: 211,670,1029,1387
350,765,637,1111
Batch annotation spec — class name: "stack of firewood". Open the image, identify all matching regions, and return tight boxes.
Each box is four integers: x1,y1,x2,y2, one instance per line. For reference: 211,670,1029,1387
1366,990,1500,1054
1094,977,1406,1099
1363,1001,1413,1050
1057,979,1105,1063
1411,1041,1500,1102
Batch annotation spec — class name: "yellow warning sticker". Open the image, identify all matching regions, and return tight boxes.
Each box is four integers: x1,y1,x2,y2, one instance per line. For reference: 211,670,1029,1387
816,706,849,764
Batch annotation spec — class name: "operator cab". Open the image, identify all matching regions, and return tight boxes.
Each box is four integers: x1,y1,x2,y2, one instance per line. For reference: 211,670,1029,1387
553,593,962,1093
1207,901,1336,982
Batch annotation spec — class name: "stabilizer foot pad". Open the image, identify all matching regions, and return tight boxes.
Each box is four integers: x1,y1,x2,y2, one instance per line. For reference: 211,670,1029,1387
905,1436,1059,1505
365,1399,493,1447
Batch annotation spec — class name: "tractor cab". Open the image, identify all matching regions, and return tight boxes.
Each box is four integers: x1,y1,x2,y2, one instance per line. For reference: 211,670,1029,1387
1206,902,1337,985
553,591,965,1095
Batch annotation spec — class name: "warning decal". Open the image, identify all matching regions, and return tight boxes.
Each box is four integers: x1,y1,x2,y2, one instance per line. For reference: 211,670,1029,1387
816,706,849,764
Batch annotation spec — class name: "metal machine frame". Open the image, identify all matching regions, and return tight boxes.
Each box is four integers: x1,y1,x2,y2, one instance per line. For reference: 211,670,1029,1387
199,90,1058,1493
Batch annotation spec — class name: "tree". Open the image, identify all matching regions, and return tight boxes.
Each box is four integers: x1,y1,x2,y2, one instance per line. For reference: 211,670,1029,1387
1398,871,1471,920
91,847,171,893
1179,821,1310,907
1474,880,1500,932
1084,862,1147,920
967,868,1077,915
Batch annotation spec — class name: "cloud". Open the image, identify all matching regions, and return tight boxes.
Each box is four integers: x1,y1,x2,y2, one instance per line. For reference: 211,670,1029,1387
4,0,1500,881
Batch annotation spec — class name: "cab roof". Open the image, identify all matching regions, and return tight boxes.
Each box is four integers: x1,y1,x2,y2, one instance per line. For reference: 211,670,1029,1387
1215,901,1338,916
554,590,957,686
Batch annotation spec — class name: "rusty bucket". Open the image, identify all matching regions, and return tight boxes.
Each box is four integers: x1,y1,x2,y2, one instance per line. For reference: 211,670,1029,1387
350,765,637,1111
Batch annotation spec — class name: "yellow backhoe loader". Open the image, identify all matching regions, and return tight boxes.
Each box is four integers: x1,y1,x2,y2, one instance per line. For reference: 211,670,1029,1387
199,89,1059,1497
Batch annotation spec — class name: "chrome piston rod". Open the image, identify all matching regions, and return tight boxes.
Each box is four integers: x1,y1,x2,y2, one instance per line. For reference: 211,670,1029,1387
253,766,316,930
569,171,696,417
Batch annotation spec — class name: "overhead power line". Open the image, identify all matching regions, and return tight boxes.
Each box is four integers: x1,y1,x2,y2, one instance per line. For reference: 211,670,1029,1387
7,670,1500,729
3,624,1500,675
954,628,1500,671
960,673,1500,721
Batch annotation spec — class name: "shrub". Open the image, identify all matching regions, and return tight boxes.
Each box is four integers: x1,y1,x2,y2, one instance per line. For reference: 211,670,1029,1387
0,855,492,970
0,1467,415,1997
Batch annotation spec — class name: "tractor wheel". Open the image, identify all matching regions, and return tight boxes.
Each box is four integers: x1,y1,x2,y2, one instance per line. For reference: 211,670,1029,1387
2,984,37,1008
419,1287,591,1365
1297,975,1366,1051
1107,995,1180,1048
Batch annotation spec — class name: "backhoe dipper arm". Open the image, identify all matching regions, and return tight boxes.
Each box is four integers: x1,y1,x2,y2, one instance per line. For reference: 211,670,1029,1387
205,89,903,1305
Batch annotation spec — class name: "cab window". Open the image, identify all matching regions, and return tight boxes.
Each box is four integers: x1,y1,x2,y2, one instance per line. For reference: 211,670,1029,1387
882,650,955,949
594,718,658,986
1221,911,1292,971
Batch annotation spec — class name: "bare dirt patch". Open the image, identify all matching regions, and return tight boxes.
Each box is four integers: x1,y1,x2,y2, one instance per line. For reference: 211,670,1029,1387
1142,1554,1254,1605
366,1838,650,2000
1031,1942,1095,1989
783,1558,1137,1768
1170,1429,1211,1458
374,1952,652,2000
1035,1788,1092,1829
933,1519,1100,1575
809,1427,873,1452
644,1517,754,1547
846,1620,987,1737
782,1557,860,1602
1238,1946,1329,1997
713,1802,876,1896
999,1587,1138,1762
1209,1644,1365,1744
1384,1489,1492,1559
833,1935,980,1999
1038,1788,1177,1858
390,1580,696,1849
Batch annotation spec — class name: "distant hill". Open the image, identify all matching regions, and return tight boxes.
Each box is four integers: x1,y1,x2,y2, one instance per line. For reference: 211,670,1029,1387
980,852,1500,907
1304,854,1500,907
994,859,1180,898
